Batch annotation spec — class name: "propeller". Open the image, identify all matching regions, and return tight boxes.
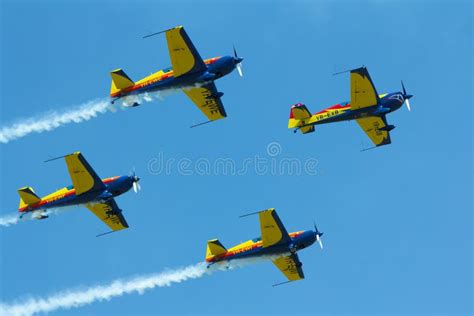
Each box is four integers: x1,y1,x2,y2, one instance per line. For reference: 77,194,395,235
130,168,141,193
133,180,141,193
233,45,243,77
401,81,413,111
314,222,324,249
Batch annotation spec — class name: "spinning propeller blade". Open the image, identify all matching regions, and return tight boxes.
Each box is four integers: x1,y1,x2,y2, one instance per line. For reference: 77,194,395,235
314,222,324,249
316,235,323,249
130,168,141,193
236,63,243,77
133,181,139,193
233,45,238,58
233,45,243,77
401,80,413,111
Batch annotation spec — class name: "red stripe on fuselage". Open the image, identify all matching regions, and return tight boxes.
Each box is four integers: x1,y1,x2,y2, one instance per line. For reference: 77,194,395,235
110,57,221,98
314,103,350,115
18,176,121,212
206,231,305,262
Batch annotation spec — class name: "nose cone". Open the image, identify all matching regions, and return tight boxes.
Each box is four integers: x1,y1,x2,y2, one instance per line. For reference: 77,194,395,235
234,57,243,64
130,174,141,193
314,231,323,240
127,175,140,186
314,231,324,249
405,94,413,100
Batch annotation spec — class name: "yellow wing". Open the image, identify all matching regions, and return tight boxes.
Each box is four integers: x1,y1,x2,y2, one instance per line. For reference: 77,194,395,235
259,208,291,248
165,26,206,77
300,125,315,134
356,115,392,147
86,199,129,232
64,152,105,195
350,67,380,110
183,82,227,121
272,254,305,281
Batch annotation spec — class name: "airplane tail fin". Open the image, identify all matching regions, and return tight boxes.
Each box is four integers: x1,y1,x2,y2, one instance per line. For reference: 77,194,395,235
18,187,41,210
110,69,135,96
288,103,315,134
206,239,227,261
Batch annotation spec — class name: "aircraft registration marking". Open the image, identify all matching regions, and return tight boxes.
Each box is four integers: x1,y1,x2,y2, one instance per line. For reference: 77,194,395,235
200,90,220,115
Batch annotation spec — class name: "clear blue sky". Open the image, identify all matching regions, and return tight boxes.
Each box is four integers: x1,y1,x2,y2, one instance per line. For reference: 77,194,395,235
1,1,472,315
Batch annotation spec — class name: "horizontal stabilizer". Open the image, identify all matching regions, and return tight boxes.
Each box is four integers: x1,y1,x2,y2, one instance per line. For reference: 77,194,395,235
290,104,312,120
110,69,134,96
206,239,227,260
288,103,313,129
300,125,315,134
18,187,41,209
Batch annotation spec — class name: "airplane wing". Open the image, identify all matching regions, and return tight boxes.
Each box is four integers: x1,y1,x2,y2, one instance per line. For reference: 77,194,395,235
356,115,392,147
259,208,292,248
86,199,129,232
64,152,105,195
350,67,380,110
183,82,227,121
272,253,305,281
165,26,207,77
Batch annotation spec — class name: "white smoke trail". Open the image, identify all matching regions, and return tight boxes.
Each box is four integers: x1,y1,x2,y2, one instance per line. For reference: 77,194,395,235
0,263,208,316
0,255,283,316
0,99,113,144
0,213,20,227
0,87,186,144
0,207,74,228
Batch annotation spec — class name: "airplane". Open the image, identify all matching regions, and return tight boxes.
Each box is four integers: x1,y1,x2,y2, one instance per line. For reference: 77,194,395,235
288,67,413,148
109,25,243,126
205,208,323,285
17,152,140,235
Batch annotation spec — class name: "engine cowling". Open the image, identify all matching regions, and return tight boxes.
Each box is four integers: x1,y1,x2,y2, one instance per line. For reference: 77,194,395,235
198,72,216,82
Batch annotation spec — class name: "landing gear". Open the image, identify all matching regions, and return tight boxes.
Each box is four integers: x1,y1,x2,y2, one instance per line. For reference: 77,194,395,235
20,210,48,220
111,97,121,105
33,210,49,220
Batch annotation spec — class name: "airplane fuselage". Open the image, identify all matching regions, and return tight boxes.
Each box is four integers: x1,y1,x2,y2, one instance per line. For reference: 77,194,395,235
306,92,406,126
110,55,238,100
18,175,135,214
206,230,317,264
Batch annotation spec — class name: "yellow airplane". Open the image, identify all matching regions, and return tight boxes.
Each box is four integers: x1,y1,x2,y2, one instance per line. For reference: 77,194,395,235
206,208,323,285
288,67,413,148
110,26,243,126
18,152,139,236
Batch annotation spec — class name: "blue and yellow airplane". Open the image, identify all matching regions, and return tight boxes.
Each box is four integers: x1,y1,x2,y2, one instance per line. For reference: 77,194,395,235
110,26,243,126
205,209,323,285
288,67,413,148
18,152,140,235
